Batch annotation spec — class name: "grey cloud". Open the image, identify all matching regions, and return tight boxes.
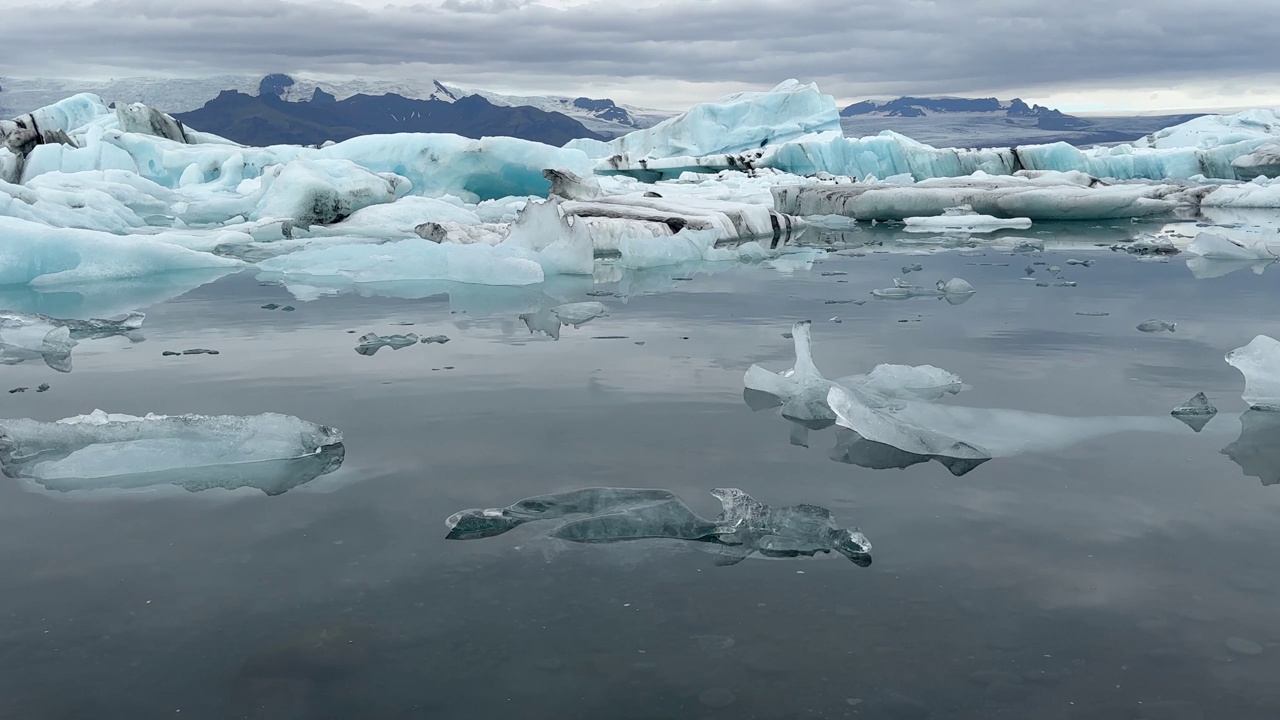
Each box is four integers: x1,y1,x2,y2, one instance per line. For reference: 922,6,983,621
3,0,1279,105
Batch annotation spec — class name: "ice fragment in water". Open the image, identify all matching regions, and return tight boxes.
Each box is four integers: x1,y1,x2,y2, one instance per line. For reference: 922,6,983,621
1226,335,1280,410
1024,266,1036,276
180,348,219,355
1066,259,1094,267
870,277,973,304
902,263,923,274
1048,266,1061,275
1115,235,1178,255
1171,392,1217,433
36,383,50,392
551,301,607,326
1137,320,1176,333
445,486,871,566
0,410,344,495
421,335,451,345
1076,311,1110,317
355,333,419,355
9,387,27,394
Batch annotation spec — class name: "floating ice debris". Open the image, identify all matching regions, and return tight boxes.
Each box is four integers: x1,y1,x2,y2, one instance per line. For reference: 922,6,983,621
1137,320,1177,333
444,487,871,566
1,310,145,341
161,351,179,357
1076,311,1110,317
36,383,50,393
1024,266,1036,276
870,277,974,304
390,321,415,326
1171,392,1218,433
355,332,420,355
829,317,842,323
586,290,617,297
9,387,27,394
1227,336,1280,410
0,310,145,373
902,263,923,274
261,304,280,310
281,306,295,312
1037,280,1077,287
825,299,865,305
551,301,607,326
1223,410,1280,486
902,207,1032,233
1048,266,1061,275
0,410,344,495
1066,259,1095,267
181,348,219,355
821,271,848,277
1010,240,1044,253
420,335,451,345
1115,235,1178,255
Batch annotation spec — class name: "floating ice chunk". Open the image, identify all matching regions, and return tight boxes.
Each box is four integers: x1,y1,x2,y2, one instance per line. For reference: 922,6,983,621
355,332,420,355
871,277,974,304
837,364,963,402
0,410,344,495
0,323,75,372
421,335,451,345
1,310,144,341
445,486,871,566
551,301,607,326
903,206,1032,233
744,321,841,426
1171,392,1218,433
827,385,1172,463
498,197,596,276
543,168,602,200
1066,258,1095,266
1116,235,1178,255
1187,232,1279,260
1137,320,1176,333
1202,176,1280,206
0,216,242,287
1227,336,1280,410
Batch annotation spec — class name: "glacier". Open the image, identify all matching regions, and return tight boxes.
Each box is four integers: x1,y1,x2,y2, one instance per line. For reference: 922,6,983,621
0,410,344,495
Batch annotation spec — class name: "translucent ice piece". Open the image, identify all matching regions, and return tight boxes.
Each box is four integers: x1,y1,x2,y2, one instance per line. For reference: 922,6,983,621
1227,335,1280,410
355,333,419,355
1137,320,1177,333
1171,392,1218,433
0,410,344,495
551,301,607,327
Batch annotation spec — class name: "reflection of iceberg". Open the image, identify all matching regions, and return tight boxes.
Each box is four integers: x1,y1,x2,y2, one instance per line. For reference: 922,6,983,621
1226,336,1280,410
0,268,238,320
519,301,609,340
0,310,146,372
0,410,344,495
1222,410,1280,486
829,427,990,477
445,487,871,566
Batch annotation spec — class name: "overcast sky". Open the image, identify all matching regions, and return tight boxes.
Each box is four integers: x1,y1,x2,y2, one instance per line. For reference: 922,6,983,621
3,0,1280,112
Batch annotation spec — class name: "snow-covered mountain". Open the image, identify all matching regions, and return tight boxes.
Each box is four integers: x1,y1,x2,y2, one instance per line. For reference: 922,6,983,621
0,74,672,137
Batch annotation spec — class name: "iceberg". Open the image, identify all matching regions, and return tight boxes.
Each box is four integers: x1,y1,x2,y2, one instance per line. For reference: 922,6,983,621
1226,336,1280,410
903,206,1032,233
772,174,1179,221
0,216,243,287
1187,232,1279,261
255,158,410,226
588,80,841,166
445,486,871,566
0,410,344,495
354,332,420,355
1171,392,1218,433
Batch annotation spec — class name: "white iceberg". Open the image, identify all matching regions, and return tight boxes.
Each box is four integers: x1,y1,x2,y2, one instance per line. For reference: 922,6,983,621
0,410,344,495
1227,336,1280,410
255,158,410,226
903,205,1032,233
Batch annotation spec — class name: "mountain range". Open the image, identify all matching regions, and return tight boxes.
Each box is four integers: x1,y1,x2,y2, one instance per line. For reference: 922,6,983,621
838,96,1204,148
0,73,672,146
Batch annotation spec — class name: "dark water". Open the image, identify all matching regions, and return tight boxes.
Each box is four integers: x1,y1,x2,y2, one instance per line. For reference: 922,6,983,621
2,232,1279,720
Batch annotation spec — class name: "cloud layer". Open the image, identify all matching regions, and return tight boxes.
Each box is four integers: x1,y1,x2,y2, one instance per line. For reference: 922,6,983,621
4,0,1279,110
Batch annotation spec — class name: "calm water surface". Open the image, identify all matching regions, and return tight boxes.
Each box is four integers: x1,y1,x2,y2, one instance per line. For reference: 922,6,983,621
2,225,1279,719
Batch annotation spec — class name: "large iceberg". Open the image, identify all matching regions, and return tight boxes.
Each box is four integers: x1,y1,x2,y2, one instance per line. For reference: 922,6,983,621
579,80,841,166
0,216,243,287
0,410,344,495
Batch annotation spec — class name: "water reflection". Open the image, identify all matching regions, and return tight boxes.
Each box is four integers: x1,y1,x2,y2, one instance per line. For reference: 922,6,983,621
1222,410,1280,487
446,487,872,566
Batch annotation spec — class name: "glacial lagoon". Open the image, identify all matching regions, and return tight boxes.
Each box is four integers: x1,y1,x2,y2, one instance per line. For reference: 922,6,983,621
2,219,1279,719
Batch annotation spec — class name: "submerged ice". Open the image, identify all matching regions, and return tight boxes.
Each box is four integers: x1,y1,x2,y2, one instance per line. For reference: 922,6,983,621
445,486,871,566
0,410,344,495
